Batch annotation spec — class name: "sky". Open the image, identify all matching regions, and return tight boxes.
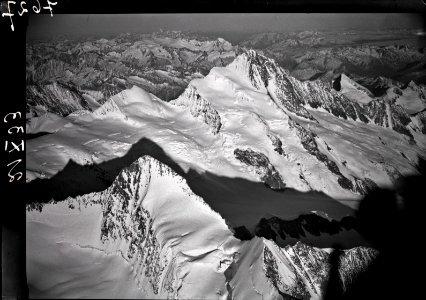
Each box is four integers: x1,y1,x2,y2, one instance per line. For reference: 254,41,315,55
27,14,424,42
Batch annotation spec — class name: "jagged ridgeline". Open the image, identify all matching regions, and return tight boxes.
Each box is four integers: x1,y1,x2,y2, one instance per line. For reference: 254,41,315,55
26,33,425,299
27,156,377,299
26,31,240,117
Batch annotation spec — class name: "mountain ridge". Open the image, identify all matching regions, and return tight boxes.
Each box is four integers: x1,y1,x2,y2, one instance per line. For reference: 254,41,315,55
27,154,377,299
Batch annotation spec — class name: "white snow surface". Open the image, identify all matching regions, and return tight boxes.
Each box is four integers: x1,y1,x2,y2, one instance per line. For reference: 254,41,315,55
27,54,424,203
27,157,375,299
27,156,240,299
26,51,423,298
26,112,70,134
392,81,426,115
339,73,374,105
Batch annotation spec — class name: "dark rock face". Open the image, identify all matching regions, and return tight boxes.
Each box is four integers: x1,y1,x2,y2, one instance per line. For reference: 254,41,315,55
336,246,379,291
192,94,222,134
287,118,355,191
263,247,311,300
251,213,357,245
53,157,168,295
302,80,362,122
171,85,222,134
366,99,414,138
267,133,285,155
241,50,370,124
366,100,389,126
258,237,377,299
26,152,382,298
270,80,316,121
286,242,377,294
390,105,414,137
100,162,162,293
240,50,315,120
353,177,378,195
234,148,286,190
26,82,92,117
242,50,423,139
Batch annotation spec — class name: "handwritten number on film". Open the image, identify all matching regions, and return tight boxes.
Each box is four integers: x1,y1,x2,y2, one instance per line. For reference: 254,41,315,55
2,1,57,31
4,112,23,182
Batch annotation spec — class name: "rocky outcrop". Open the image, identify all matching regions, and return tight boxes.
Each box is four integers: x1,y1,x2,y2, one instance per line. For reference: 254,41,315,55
27,156,379,299
26,82,92,117
365,99,413,138
229,50,315,121
230,50,369,123
263,245,311,299
62,157,172,296
26,31,239,108
296,79,368,123
48,156,239,298
226,237,377,300
252,213,357,244
353,177,378,195
171,84,222,134
283,241,377,295
288,118,355,191
234,148,286,190
231,50,424,139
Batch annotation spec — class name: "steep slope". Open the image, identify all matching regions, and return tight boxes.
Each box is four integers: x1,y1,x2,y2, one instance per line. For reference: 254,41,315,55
27,51,425,204
334,73,374,105
26,82,93,117
226,237,376,300
25,31,424,300
27,156,241,299
170,50,424,200
27,156,377,299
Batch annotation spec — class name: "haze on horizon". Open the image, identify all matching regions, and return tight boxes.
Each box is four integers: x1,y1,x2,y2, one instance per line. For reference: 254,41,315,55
27,13,424,42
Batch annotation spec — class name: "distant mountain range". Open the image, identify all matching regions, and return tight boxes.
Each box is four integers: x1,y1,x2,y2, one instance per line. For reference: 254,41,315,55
25,30,425,299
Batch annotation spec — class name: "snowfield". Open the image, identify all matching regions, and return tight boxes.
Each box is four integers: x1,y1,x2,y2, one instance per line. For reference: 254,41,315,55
27,157,376,299
26,50,424,299
27,51,425,203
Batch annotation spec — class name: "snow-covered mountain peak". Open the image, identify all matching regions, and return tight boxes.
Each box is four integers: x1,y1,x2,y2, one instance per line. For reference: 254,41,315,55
112,85,156,106
338,73,375,105
24,29,426,299
27,48,426,203
27,152,378,299
111,155,176,193
171,83,222,134
92,98,126,119
26,50,411,298
227,49,286,91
